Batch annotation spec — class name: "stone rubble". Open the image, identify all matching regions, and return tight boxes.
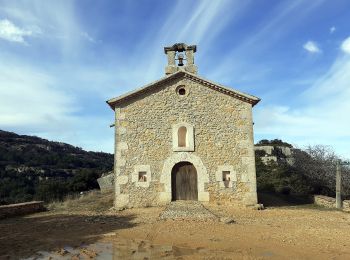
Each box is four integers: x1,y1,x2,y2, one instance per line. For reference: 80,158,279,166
159,201,218,221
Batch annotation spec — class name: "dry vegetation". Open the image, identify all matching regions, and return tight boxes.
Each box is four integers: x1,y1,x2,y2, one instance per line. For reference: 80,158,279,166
47,190,114,213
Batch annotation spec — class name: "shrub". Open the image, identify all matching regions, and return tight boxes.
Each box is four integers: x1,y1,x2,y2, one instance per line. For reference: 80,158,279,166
256,157,313,196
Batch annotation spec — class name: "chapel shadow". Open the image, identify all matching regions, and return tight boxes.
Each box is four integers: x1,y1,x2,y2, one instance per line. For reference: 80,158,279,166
258,192,313,207
0,212,137,259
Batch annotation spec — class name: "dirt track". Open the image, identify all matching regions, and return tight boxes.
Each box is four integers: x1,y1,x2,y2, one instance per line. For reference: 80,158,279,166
1,201,350,259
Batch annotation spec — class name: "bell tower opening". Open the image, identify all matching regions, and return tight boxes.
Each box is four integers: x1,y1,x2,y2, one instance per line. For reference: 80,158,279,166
164,43,197,75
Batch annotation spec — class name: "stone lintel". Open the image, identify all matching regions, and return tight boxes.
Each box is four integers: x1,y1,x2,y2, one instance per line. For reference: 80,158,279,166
164,43,197,53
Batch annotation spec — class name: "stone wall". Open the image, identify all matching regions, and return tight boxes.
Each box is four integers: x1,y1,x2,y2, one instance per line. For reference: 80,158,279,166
343,200,350,212
97,172,114,193
314,195,350,211
0,201,45,219
314,195,336,208
113,75,257,209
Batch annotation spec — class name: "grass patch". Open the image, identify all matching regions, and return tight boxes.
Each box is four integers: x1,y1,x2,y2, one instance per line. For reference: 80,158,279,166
48,190,114,213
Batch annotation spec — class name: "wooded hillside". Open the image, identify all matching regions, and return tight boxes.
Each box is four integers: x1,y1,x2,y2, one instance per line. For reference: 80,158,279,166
255,140,350,199
0,130,113,205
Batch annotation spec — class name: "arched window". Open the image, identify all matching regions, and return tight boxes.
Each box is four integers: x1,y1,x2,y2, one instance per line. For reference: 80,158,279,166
172,123,194,152
178,126,187,147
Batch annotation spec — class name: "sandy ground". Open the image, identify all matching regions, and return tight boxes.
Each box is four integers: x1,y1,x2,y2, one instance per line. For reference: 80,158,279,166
1,200,350,259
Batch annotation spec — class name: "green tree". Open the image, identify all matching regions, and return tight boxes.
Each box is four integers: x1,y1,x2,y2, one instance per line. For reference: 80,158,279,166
69,169,101,192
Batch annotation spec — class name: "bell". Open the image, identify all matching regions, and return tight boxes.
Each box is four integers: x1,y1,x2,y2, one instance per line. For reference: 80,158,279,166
177,53,184,66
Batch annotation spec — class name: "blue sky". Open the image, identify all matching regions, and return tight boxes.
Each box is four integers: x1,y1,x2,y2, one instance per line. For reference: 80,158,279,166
0,0,350,158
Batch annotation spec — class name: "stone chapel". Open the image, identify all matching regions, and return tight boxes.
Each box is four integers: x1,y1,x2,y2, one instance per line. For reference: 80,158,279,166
107,43,260,209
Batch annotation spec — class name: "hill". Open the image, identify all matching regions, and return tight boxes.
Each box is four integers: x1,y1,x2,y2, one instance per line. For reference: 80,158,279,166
254,140,350,199
0,130,113,205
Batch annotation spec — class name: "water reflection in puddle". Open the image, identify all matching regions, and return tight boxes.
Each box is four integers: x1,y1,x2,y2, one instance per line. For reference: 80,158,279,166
23,239,201,259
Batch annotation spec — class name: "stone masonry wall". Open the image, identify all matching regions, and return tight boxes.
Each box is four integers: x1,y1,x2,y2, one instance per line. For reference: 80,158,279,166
314,195,336,208
343,200,350,212
314,195,350,211
113,75,257,209
0,201,45,219
97,172,114,193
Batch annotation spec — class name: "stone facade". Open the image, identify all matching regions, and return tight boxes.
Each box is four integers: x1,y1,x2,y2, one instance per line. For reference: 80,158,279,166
107,44,260,209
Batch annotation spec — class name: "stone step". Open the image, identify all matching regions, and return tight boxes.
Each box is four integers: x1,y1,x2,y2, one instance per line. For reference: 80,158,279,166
159,201,218,221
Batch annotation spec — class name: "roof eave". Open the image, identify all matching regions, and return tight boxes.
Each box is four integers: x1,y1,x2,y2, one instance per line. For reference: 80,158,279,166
106,100,114,110
106,70,261,109
252,98,261,107
106,71,184,110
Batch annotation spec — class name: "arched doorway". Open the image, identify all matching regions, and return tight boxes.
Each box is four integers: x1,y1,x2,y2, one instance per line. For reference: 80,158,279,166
171,161,198,201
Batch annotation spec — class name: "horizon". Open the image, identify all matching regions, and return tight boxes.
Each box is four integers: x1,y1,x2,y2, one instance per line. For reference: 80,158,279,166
0,0,349,159
0,128,302,155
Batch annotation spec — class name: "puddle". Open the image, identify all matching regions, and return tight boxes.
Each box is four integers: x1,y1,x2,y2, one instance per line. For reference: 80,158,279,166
261,251,275,257
23,238,278,259
23,239,201,259
22,242,112,260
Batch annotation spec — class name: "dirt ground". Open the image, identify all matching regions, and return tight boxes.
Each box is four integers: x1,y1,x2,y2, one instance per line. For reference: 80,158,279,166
1,194,350,259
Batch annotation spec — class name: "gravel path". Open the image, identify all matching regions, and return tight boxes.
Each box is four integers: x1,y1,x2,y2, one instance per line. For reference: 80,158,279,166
159,201,218,221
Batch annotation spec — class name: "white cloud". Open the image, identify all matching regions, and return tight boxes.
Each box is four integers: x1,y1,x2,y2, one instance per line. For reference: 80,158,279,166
254,53,350,158
0,57,114,153
330,26,336,34
0,1,90,55
210,1,325,81
129,0,243,84
0,62,76,128
174,0,238,45
341,36,350,54
80,32,96,43
303,41,321,53
0,19,33,43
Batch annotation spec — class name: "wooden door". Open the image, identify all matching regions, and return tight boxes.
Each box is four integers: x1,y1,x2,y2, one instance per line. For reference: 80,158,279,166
171,162,198,201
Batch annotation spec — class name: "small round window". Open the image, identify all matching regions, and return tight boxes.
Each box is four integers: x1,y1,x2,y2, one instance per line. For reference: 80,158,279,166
178,88,186,95
176,85,187,96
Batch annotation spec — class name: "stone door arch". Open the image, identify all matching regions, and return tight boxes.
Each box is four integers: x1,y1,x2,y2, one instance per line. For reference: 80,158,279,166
159,152,209,203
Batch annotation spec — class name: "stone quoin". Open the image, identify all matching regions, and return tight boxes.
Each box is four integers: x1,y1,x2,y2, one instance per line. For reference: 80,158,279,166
107,43,260,209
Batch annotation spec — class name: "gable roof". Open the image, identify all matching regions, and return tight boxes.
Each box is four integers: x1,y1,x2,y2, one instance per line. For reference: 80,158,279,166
106,71,260,109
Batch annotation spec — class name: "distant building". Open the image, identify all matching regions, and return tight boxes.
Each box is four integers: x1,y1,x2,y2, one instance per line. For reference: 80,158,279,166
107,43,260,209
